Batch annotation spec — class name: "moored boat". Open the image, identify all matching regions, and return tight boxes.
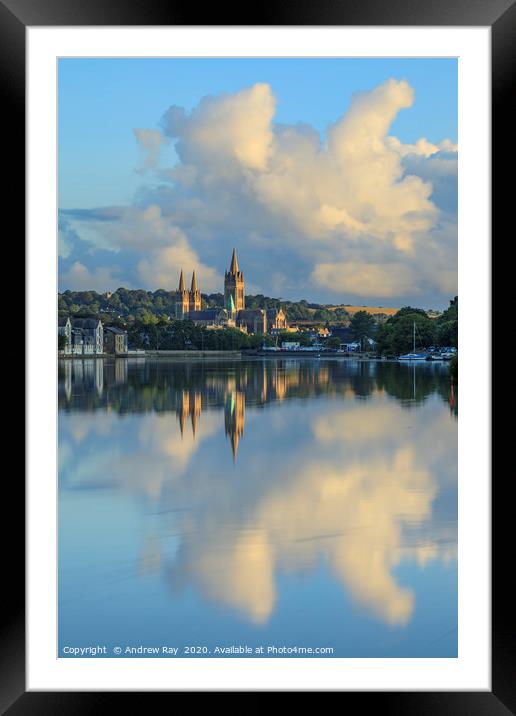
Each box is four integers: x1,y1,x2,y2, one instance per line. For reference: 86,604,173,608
398,352,429,361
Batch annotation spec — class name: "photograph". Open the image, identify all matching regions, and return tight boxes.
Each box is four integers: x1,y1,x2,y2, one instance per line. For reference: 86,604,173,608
57,57,459,660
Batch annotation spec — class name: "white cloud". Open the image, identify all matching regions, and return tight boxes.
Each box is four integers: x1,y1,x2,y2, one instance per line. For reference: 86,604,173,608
63,204,223,292
133,128,168,171
386,136,458,157
161,82,275,170
59,261,122,293
58,227,73,259
156,79,454,294
61,78,457,303
311,261,420,298
138,242,221,292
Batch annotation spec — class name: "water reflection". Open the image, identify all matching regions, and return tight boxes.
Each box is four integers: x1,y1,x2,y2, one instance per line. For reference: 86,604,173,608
59,358,457,655
59,358,456,460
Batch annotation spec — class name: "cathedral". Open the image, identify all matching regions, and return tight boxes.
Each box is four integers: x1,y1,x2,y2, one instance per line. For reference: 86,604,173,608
175,269,201,317
174,249,288,335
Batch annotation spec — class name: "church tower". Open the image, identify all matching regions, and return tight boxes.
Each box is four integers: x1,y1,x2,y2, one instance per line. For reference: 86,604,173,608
175,269,190,319
189,270,201,312
224,248,245,312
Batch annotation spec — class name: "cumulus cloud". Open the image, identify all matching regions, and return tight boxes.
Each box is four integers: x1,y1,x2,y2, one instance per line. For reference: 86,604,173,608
386,136,458,157
60,77,457,305
161,83,275,170
311,261,420,298
59,261,123,293
62,204,222,291
138,240,221,292
133,128,168,171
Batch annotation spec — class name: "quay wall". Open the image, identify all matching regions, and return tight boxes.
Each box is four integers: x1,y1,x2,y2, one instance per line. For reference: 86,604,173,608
144,350,241,359
59,350,241,359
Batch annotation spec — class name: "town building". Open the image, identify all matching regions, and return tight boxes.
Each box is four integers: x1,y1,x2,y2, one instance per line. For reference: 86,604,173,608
236,309,267,335
104,326,128,355
58,317,72,354
266,307,288,333
59,318,104,355
282,341,301,351
59,318,129,356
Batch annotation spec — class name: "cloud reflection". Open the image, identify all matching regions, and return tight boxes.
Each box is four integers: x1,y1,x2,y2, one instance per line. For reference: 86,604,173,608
59,359,457,627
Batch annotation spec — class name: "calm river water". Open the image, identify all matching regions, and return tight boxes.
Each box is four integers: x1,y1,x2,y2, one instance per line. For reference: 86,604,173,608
58,357,457,658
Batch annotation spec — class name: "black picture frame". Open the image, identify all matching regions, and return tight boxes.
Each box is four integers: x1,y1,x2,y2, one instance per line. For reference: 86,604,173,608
4,0,512,709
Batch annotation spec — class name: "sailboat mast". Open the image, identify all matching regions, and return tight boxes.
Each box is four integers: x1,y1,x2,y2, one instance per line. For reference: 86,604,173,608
413,322,416,353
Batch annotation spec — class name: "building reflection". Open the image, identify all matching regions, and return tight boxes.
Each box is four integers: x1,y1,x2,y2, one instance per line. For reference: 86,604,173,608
61,358,105,399
58,358,456,462
224,391,245,459
59,357,457,633
176,390,202,437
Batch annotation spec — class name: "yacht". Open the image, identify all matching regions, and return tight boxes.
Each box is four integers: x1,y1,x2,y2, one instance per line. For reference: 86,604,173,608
398,352,429,361
398,322,429,361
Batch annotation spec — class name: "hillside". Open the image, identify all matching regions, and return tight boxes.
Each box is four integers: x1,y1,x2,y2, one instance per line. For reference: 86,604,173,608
330,305,399,317
58,288,354,324
57,288,438,325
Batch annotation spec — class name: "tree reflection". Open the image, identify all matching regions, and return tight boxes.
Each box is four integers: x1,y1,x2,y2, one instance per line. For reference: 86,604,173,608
59,358,457,631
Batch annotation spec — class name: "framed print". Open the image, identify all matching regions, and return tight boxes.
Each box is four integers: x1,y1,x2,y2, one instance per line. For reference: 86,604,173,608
3,0,513,708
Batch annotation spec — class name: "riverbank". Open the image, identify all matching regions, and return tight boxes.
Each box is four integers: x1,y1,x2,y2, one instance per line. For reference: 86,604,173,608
59,350,242,360
144,350,241,359
58,350,453,364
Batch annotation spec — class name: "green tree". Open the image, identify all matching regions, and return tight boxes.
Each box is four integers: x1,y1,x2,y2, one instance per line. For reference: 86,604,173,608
435,296,458,347
449,354,458,383
58,334,68,351
376,310,436,355
313,308,333,321
325,337,341,349
349,311,376,350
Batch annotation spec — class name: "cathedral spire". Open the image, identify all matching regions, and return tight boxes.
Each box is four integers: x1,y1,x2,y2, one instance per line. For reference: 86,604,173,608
229,248,239,275
224,248,245,311
189,269,201,311
176,269,190,319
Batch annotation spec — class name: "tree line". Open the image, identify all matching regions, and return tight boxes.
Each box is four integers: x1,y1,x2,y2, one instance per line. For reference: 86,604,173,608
57,288,358,324
58,287,457,356
374,298,458,355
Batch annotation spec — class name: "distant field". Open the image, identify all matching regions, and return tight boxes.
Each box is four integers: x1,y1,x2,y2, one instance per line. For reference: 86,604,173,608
331,305,399,316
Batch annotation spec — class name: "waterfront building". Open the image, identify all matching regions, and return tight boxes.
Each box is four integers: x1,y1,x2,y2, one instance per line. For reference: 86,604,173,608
58,317,72,354
70,318,104,355
104,326,128,355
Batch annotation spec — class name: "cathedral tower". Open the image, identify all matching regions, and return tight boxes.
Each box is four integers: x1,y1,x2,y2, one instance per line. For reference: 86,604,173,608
189,270,201,312
224,248,245,312
175,269,190,319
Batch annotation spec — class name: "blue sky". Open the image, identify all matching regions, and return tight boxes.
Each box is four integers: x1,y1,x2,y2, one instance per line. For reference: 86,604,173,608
58,58,457,308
